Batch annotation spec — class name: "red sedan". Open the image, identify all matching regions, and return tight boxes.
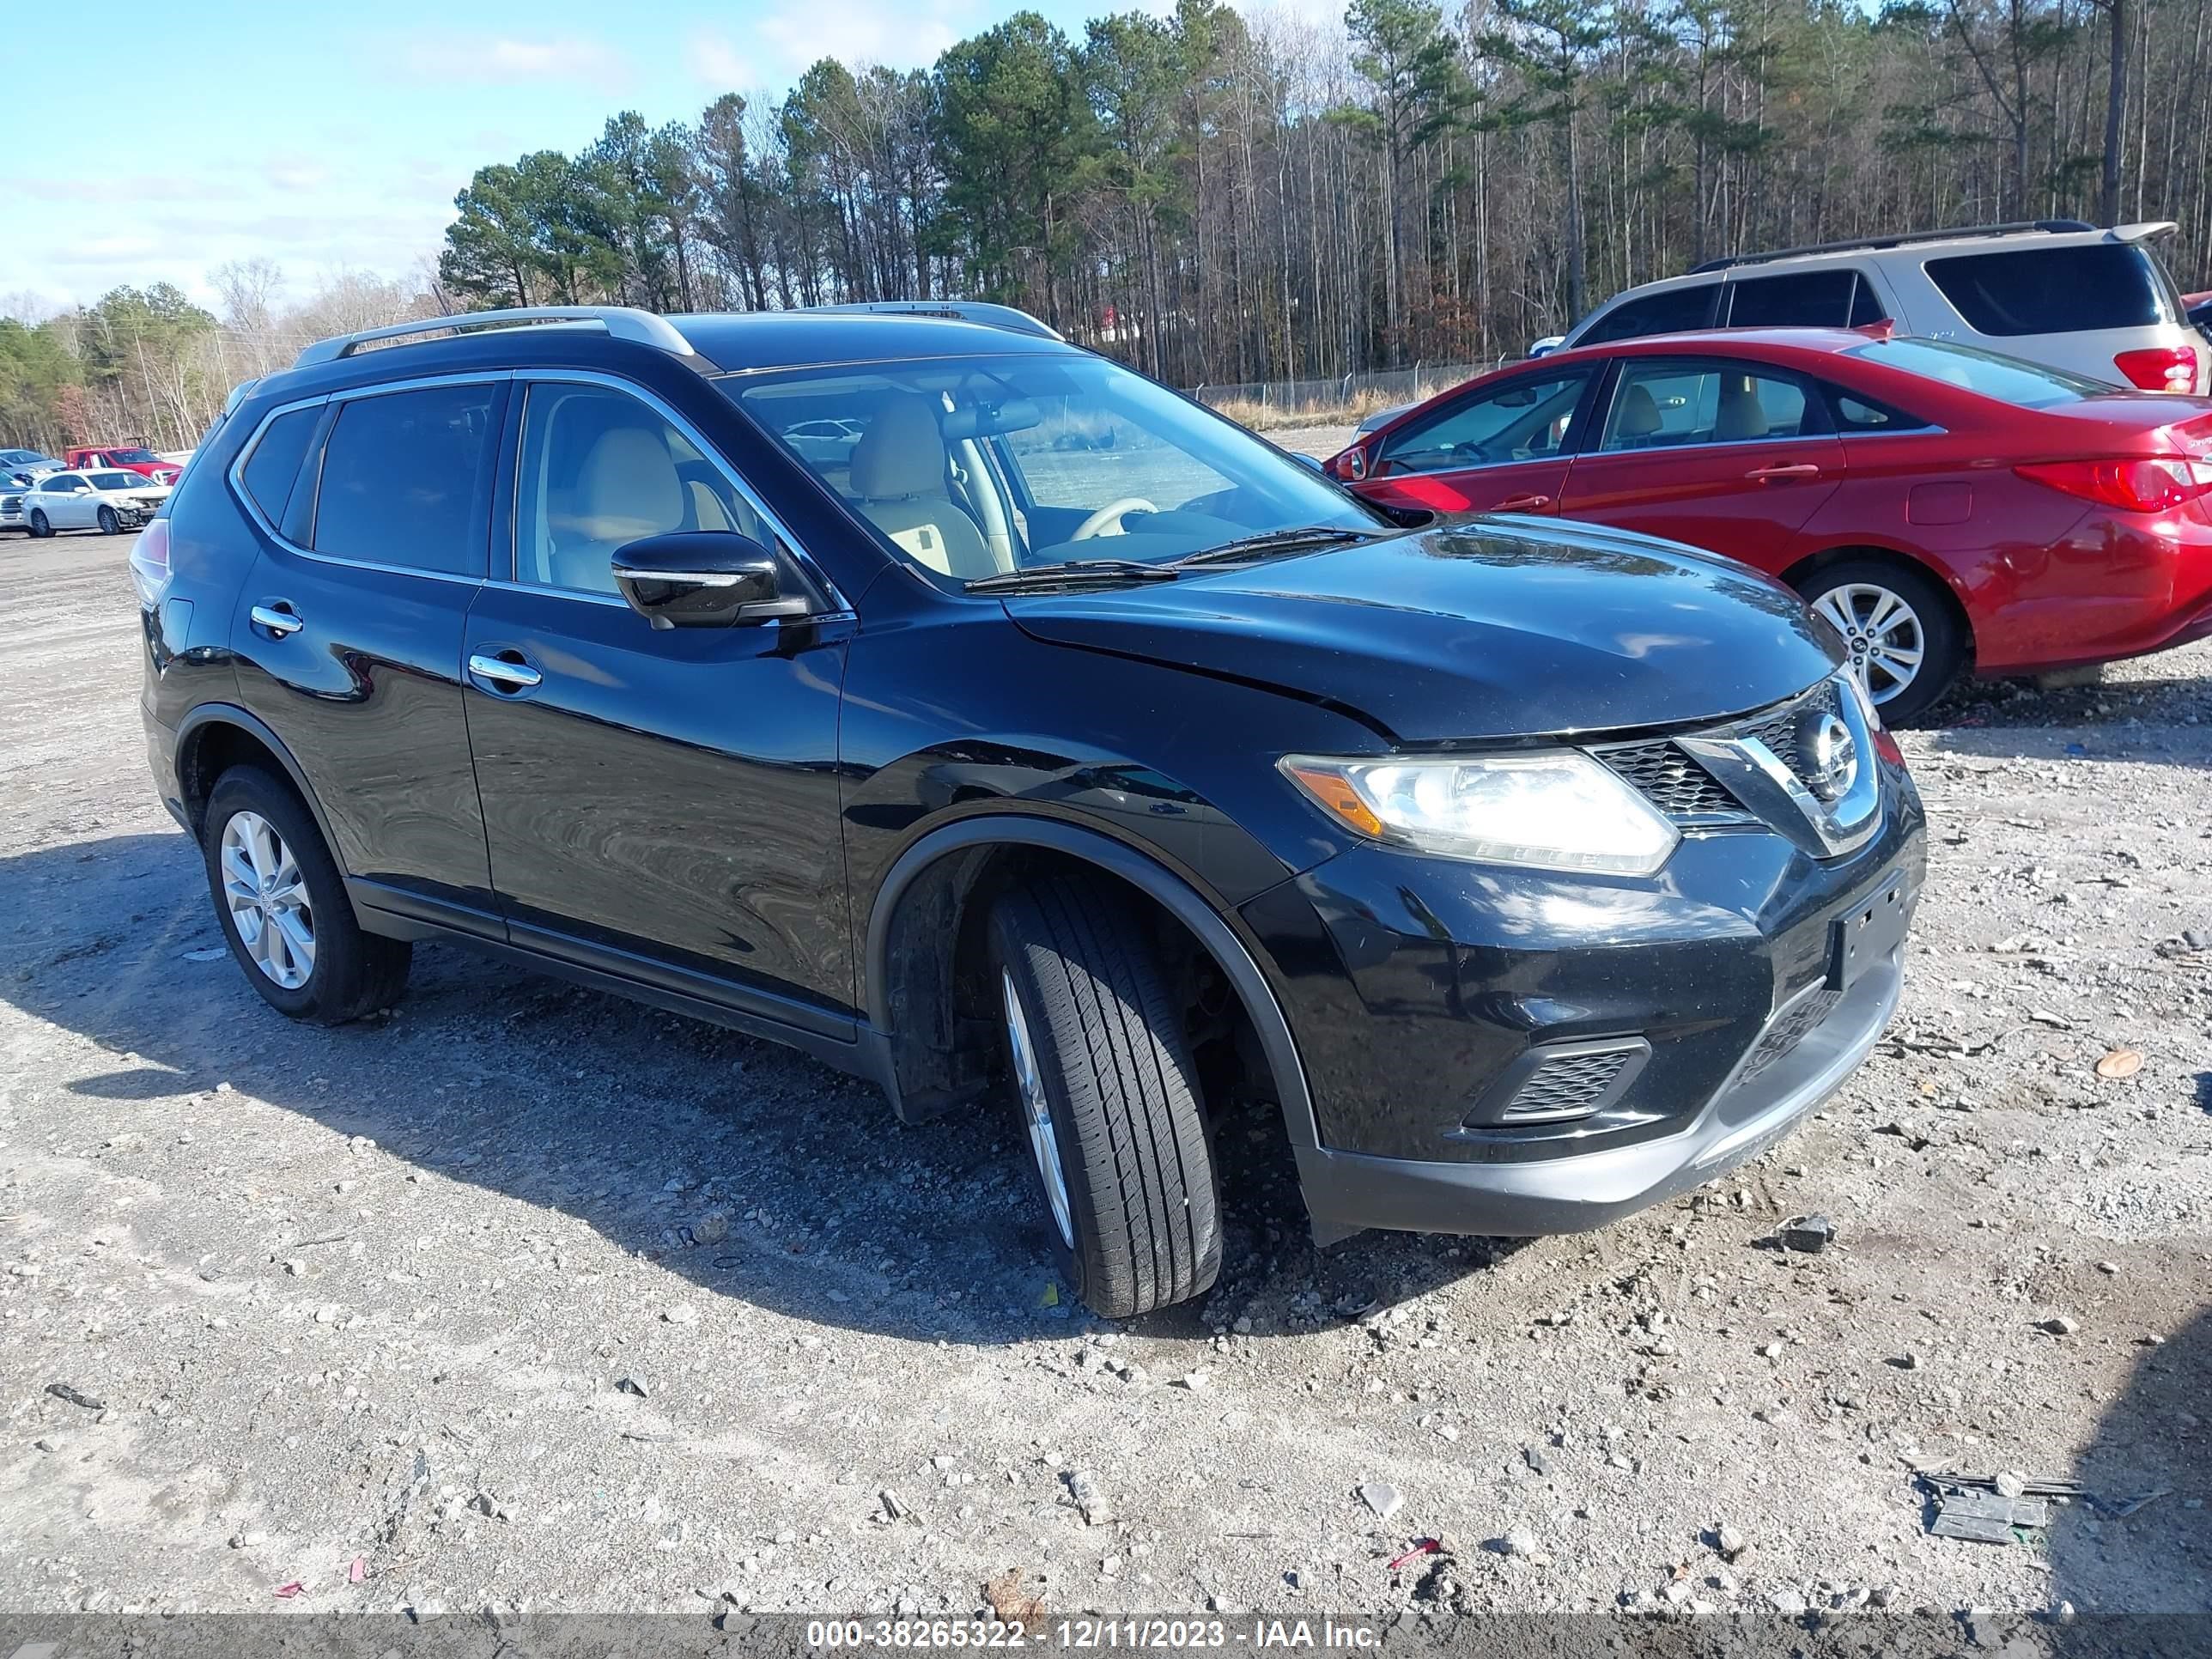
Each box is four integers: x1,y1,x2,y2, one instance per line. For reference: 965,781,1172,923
1328,328,2212,719
65,446,181,486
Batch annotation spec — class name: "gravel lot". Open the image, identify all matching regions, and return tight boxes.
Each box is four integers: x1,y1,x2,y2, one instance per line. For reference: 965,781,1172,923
2,516,2208,1630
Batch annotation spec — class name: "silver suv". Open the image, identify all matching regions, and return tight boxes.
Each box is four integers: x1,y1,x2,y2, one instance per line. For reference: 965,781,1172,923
1547,220,2206,394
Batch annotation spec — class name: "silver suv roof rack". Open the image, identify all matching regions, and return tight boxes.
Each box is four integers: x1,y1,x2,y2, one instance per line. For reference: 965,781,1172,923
802,300,1062,341
1687,219,2098,275
294,306,696,368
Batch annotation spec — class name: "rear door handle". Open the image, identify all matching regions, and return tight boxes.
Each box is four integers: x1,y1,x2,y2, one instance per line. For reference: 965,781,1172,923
1493,493,1553,512
1745,463,1823,481
250,602,303,638
467,650,542,692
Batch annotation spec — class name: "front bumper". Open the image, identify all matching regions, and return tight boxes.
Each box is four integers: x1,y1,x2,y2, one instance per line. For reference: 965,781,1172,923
1242,753,1923,1241
1289,941,1901,1240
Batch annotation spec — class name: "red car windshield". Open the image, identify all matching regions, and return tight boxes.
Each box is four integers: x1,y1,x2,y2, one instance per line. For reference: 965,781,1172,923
1844,338,2112,410
108,448,161,465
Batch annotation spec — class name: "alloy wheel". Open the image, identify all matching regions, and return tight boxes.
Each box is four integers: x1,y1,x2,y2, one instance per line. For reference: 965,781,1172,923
1002,968,1074,1249
1812,581,1925,708
219,810,316,989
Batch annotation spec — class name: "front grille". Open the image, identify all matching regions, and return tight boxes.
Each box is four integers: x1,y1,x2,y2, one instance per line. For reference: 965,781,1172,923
1502,1047,1636,1120
1738,987,1841,1083
1735,678,1844,787
1600,740,1743,817
1593,678,1858,830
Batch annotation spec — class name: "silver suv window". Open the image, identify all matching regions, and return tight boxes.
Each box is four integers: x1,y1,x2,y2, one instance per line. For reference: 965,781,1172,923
1925,245,2178,335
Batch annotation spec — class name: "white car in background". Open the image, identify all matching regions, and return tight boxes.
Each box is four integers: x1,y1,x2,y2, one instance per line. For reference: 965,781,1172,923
18,469,172,537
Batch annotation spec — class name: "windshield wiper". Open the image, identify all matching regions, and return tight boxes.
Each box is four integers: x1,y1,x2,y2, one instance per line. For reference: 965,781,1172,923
1170,526,1377,568
964,558,1182,594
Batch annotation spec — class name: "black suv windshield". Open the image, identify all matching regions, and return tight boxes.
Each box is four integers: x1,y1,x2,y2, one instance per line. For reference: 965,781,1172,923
724,353,1377,580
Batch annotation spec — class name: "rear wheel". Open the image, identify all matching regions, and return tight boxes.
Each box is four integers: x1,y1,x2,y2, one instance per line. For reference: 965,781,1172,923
1796,558,1962,725
28,510,51,538
97,505,118,536
201,767,410,1024
988,875,1222,1319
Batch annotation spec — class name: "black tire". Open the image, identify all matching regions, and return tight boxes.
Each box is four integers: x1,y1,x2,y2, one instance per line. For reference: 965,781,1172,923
201,766,411,1024
988,875,1222,1319
1794,556,1965,726
97,505,118,536
28,509,51,538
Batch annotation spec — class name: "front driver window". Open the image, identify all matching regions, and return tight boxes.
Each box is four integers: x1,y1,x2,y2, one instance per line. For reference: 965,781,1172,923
515,383,766,595
1377,371,1591,476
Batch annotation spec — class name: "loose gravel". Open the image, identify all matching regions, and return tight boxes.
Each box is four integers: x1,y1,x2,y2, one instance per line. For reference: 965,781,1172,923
1,527,2205,1625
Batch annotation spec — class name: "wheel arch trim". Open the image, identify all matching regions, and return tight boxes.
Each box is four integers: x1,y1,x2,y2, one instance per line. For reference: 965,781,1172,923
863,813,1321,1151
173,702,346,870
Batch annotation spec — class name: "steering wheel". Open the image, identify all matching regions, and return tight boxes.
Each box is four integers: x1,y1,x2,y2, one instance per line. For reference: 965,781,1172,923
1073,497,1158,540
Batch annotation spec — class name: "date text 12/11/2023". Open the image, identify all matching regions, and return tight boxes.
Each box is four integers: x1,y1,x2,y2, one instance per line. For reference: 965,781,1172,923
803,1618,1383,1649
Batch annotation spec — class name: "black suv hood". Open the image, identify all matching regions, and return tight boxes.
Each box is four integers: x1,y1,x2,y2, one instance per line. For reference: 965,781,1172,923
1002,519,1843,743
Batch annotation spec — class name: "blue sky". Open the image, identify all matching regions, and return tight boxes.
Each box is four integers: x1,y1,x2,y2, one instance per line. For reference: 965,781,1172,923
14,0,1303,315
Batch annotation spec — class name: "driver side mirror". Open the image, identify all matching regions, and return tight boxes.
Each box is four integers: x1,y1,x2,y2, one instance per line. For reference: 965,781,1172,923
611,531,812,630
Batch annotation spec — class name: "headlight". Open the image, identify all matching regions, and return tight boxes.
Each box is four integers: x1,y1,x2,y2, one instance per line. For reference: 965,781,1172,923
1280,750,1680,876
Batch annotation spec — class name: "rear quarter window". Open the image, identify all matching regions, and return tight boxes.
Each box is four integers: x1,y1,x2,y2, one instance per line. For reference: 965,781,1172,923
1925,244,2177,336
236,406,320,524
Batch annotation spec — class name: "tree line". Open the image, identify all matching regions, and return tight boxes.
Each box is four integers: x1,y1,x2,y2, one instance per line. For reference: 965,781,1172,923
7,0,2209,455
436,0,2212,389
0,266,438,456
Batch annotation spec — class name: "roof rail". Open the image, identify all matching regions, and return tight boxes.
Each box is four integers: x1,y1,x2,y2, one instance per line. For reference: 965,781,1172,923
1686,219,2097,275
293,305,696,368
802,300,1063,341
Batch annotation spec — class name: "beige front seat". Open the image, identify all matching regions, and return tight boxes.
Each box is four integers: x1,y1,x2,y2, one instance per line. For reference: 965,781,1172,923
1716,376,1770,440
550,423,687,592
849,397,995,578
1611,384,1663,449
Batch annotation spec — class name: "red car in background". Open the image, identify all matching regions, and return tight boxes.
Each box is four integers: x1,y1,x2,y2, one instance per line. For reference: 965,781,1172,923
1327,328,2212,719
65,446,180,486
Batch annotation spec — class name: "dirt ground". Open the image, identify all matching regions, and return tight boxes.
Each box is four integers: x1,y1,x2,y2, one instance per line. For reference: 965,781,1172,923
1,519,2207,1630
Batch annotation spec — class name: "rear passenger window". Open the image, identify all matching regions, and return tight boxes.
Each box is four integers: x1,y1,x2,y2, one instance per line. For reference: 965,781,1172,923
1577,283,1720,346
1597,363,1814,451
309,383,501,576
1727,270,1876,329
238,407,319,525
1925,245,2173,336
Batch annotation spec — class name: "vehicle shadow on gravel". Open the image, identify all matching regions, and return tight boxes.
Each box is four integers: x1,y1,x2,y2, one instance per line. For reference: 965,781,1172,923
2050,1306,2212,1618
3,831,1493,1346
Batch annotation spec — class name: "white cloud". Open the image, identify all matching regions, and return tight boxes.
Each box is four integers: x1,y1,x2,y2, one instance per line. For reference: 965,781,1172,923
689,27,757,88
402,33,629,87
265,161,331,192
754,0,969,76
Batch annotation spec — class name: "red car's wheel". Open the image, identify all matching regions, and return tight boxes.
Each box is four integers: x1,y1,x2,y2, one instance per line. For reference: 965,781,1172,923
1798,559,1962,725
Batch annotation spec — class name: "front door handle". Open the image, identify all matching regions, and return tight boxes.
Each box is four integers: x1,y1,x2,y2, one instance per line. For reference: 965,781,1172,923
250,603,303,638
1493,493,1553,512
1745,463,1823,482
467,650,542,692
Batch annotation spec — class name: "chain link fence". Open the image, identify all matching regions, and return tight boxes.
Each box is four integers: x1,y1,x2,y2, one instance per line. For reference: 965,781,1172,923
1189,358,1517,427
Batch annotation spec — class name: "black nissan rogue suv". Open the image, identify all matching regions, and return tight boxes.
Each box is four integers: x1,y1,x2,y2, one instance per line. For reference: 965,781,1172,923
136,303,1924,1318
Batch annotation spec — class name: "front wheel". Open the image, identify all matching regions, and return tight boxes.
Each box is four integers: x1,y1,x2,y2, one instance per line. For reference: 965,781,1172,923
989,875,1222,1319
97,505,118,536
1796,559,1963,725
201,767,411,1024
